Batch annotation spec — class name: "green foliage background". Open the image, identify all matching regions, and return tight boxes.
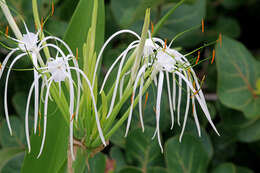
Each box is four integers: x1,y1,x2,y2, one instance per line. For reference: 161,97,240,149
0,0,260,172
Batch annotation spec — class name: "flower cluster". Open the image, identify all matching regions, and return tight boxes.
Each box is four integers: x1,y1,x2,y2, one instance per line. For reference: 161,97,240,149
97,30,219,152
0,22,105,160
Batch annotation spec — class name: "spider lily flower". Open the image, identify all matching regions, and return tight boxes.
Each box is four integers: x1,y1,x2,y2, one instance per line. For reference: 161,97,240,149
0,22,42,137
24,53,106,160
126,36,219,152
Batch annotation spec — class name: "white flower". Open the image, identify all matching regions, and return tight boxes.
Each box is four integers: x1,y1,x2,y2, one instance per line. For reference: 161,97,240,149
0,22,106,160
0,23,41,138
47,57,68,82
126,36,219,152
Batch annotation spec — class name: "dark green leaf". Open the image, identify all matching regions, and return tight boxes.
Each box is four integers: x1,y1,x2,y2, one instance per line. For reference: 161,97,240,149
85,153,106,173
216,36,260,119
0,147,24,171
158,0,206,47
125,128,163,169
165,134,209,173
211,163,254,173
0,117,26,148
21,101,68,173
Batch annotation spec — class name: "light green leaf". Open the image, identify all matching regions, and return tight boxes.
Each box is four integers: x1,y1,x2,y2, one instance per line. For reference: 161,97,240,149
165,134,209,173
0,147,24,171
63,0,105,69
216,36,260,119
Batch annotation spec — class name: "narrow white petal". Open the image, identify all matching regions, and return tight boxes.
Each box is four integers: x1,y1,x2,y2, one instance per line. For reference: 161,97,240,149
4,53,27,135
25,75,41,152
38,44,66,58
70,120,75,160
166,72,174,129
100,42,138,93
0,48,19,79
38,36,73,55
191,95,201,136
37,115,47,158
179,77,190,142
172,72,176,111
38,79,53,158
175,71,219,136
138,74,145,132
155,71,164,152
69,67,106,145
93,29,141,88
177,75,182,126
32,53,39,134
106,48,130,119
125,65,147,137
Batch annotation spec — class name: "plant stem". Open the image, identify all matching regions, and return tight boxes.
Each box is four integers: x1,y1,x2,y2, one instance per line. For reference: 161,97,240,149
32,0,51,59
0,0,22,39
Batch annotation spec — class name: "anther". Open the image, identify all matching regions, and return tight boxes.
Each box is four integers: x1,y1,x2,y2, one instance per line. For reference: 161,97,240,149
5,25,9,37
218,33,222,47
76,48,79,61
131,93,134,104
144,92,149,108
41,17,44,32
196,51,200,64
51,1,54,16
163,39,167,51
211,49,215,64
201,19,204,33
70,113,75,122
151,22,154,34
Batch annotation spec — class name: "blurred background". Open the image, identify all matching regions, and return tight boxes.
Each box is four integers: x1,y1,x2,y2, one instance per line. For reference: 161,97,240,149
0,0,260,172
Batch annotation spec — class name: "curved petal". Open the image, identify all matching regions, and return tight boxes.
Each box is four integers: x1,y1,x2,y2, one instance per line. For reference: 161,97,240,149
4,52,27,135
125,64,147,136
93,29,141,88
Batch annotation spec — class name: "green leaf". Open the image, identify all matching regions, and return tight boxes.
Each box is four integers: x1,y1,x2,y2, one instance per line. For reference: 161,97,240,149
63,0,105,69
211,163,254,173
237,117,260,142
0,117,26,148
1,152,24,173
214,17,241,39
111,0,160,28
165,134,209,173
21,101,68,173
0,147,24,171
216,36,260,119
118,167,142,173
125,128,163,169
158,0,206,47
110,147,127,172
85,153,106,173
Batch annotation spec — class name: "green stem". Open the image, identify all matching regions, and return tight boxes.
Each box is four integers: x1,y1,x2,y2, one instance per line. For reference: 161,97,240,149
32,0,51,59
91,73,154,147
0,0,22,39
152,0,185,36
